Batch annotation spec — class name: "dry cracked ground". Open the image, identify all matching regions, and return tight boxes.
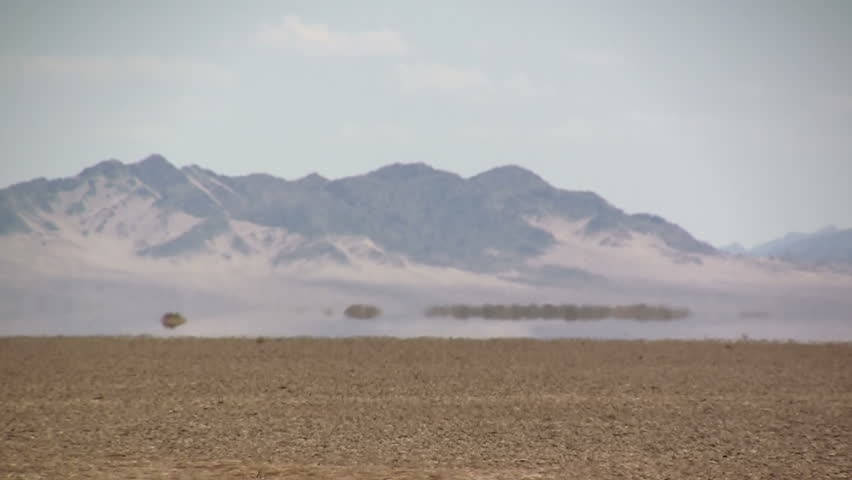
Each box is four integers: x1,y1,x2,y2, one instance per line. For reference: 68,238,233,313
1,337,850,479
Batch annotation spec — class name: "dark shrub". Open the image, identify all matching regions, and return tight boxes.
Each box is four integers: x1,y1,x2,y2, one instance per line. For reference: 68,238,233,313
344,304,382,320
161,312,187,329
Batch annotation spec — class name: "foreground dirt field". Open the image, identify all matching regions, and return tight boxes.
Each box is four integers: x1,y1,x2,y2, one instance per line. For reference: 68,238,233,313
1,337,850,479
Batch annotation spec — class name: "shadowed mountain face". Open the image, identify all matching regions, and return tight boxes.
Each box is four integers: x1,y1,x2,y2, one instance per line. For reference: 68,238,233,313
0,155,716,270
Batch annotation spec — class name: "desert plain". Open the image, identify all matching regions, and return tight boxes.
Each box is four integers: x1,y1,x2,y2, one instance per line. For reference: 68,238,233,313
1,336,850,479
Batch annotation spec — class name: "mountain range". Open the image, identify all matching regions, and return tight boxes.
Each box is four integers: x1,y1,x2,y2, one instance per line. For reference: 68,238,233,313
1,155,850,335
0,154,714,270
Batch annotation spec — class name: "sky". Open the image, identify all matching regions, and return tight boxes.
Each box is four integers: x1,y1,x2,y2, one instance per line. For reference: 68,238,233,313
1,0,850,247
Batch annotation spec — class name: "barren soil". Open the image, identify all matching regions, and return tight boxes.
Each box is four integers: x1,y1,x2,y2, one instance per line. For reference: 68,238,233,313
1,337,850,479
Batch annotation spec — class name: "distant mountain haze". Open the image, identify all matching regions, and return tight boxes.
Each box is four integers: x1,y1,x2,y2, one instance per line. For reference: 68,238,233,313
3,155,851,337
725,225,852,265
719,243,748,255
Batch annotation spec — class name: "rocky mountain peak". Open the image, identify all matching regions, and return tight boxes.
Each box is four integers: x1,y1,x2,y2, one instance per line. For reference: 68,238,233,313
368,162,442,181
79,159,126,179
470,165,549,191
129,154,184,189
295,173,329,187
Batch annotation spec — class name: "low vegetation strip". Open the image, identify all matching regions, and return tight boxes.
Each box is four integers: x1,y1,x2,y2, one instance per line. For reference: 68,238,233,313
424,303,690,321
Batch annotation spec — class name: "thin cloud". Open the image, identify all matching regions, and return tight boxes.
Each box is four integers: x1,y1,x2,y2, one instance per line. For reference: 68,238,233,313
546,111,707,146
459,112,705,146
825,93,852,113
254,15,408,56
503,73,555,98
397,62,492,92
338,123,413,144
1,54,235,87
397,62,553,98
565,49,626,66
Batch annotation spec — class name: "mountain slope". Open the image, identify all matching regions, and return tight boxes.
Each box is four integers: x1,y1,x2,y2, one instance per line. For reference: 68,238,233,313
749,226,852,265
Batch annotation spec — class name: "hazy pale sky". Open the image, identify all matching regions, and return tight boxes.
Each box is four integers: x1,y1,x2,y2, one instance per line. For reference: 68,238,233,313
1,0,850,247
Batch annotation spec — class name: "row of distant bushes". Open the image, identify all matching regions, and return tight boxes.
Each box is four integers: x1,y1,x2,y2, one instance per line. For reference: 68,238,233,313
161,302,688,328
161,305,384,328
424,303,689,321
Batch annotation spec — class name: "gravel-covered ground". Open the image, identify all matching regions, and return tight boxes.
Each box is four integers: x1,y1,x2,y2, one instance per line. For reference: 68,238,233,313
1,337,850,479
